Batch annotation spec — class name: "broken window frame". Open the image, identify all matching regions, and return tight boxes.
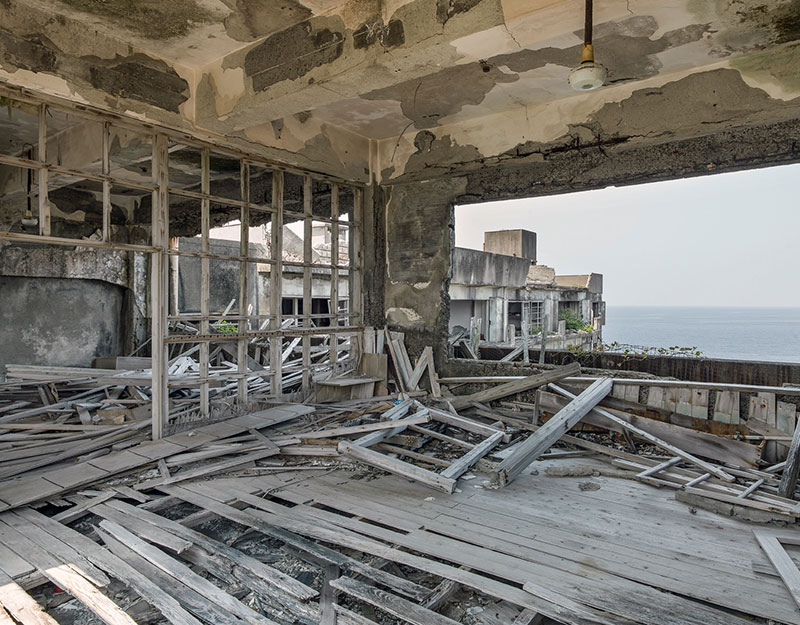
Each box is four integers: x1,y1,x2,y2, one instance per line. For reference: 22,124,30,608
0,85,365,440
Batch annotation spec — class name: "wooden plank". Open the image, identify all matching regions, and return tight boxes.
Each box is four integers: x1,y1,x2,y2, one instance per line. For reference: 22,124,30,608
449,363,580,411
97,520,276,625
0,519,137,625
100,498,316,601
14,508,203,625
3,511,110,587
330,577,462,625
441,431,503,480
134,448,280,490
549,384,737,482
0,568,59,625
335,604,379,625
713,391,740,424
294,415,431,440
512,609,544,625
52,490,116,524
754,531,800,610
491,378,612,487
407,347,431,391
779,414,800,499
537,391,760,467
169,484,430,601
422,577,461,611
351,402,416,447
338,441,456,493
425,405,505,439
319,564,340,625
96,527,242,625
91,504,194,553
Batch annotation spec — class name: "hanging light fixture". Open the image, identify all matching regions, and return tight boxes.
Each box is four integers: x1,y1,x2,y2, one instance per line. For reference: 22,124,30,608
568,0,607,91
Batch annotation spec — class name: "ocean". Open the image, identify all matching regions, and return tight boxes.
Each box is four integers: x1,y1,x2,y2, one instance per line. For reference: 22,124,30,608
602,306,800,364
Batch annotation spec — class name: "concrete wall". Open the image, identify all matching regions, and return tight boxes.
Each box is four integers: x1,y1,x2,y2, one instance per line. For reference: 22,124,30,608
0,242,137,369
177,238,260,314
554,274,603,293
451,247,530,288
483,230,536,262
0,277,125,369
450,300,474,331
528,264,555,285
546,351,800,387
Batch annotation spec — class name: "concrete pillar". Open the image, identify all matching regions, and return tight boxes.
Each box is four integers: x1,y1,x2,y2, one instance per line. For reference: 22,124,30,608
487,296,505,342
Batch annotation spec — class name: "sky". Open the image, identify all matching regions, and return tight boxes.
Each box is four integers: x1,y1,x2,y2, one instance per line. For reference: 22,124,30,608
455,163,800,308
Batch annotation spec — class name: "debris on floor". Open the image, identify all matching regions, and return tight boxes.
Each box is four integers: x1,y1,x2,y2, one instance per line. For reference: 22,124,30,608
2,331,800,625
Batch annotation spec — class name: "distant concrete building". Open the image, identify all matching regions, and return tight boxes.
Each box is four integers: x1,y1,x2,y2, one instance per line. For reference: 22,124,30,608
449,230,605,350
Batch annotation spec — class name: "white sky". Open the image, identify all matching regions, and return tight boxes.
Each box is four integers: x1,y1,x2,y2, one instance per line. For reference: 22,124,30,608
455,163,800,308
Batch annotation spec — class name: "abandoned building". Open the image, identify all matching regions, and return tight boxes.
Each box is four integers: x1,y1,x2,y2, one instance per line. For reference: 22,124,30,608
2,0,800,624
449,229,604,352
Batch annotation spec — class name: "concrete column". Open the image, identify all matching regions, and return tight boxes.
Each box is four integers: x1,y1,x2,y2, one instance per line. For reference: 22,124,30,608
487,296,505,342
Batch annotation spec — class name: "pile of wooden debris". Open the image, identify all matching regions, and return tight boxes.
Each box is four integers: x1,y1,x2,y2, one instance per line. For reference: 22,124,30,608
1,332,800,625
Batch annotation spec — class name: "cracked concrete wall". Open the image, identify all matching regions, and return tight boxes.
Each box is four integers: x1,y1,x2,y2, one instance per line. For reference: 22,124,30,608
378,65,800,183
0,242,133,368
376,74,800,365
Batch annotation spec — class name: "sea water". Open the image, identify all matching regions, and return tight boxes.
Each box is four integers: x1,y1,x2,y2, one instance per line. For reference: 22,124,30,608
602,306,800,364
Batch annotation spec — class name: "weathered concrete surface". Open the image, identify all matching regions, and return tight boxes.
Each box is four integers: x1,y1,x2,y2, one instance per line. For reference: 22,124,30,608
0,276,125,369
483,229,536,261
3,0,800,184
451,247,530,287
176,238,260,314
383,178,462,361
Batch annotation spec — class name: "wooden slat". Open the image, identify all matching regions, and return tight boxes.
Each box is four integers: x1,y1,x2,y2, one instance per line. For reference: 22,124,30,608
449,363,580,411
100,498,316,600
441,431,503,480
339,441,456,493
97,520,277,625
330,577,461,625
550,384,736,482
13,508,203,625
754,531,800,609
0,519,137,625
492,378,612,486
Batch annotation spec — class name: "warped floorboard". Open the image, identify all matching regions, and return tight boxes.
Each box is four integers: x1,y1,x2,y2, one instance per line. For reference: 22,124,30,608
229,457,800,625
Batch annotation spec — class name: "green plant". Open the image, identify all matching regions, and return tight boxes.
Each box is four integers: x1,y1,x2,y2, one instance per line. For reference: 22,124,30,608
566,341,703,367
215,320,238,334
558,308,593,332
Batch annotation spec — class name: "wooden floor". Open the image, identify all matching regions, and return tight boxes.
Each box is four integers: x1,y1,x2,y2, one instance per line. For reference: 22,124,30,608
223,457,800,625
1,455,799,624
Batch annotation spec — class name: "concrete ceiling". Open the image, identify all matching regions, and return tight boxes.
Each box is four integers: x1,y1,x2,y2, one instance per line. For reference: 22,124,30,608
1,0,799,182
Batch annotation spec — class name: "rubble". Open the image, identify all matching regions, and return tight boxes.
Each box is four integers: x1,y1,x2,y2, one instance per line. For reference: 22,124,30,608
1,331,800,625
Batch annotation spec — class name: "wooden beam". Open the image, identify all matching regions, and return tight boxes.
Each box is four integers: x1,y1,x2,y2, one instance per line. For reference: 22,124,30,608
338,441,457,493
238,159,250,404
754,531,800,610
151,134,170,439
778,415,800,498
270,170,284,396
549,384,736,483
491,378,612,487
441,431,503,480
449,362,580,411
302,175,313,393
330,577,462,625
